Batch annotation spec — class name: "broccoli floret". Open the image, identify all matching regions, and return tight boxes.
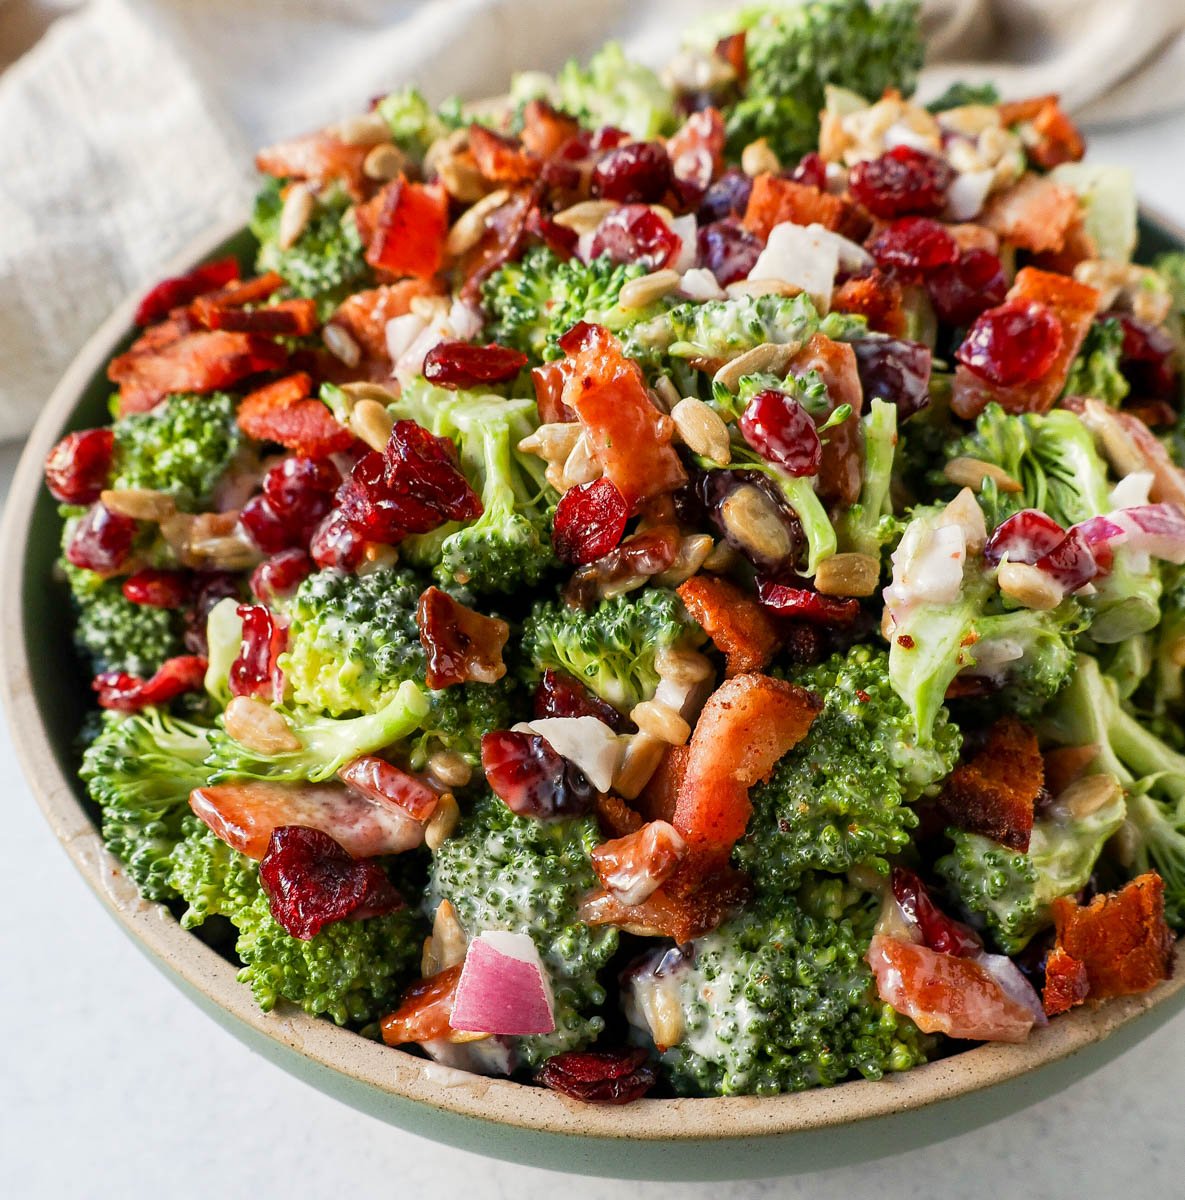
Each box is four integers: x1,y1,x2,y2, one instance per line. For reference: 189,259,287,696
69,575,181,678
1130,564,1185,738
251,178,372,313
1157,250,1185,349
838,397,901,558
425,795,618,1066
1062,318,1130,407
718,0,925,162
546,42,677,139
522,588,694,713
375,87,451,161
110,391,242,512
170,823,423,1024
925,81,1001,112
80,709,212,900
481,246,648,363
737,645,958,894
627,883,929,1096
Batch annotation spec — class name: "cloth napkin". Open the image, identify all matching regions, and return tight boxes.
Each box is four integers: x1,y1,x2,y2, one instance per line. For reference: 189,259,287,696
2,0,1184,443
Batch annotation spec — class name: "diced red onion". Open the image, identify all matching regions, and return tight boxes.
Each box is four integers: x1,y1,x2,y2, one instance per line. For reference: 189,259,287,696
450,931,556,1036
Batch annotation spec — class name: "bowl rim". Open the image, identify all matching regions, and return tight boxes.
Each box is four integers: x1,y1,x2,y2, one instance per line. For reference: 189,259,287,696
5,208,1185,1144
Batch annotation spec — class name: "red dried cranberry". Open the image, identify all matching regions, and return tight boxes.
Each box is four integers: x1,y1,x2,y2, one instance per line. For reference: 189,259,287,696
984,509,1066,566
94,654,208,712
122,568,191,608
229,603,286,699
1113,313,1179,400
926,249,1008,326
1116,313,1175,363
590,127,629,152
698,169,753,223
241,493,295,553
262,455,341,534
65,504,137,575
259,825,403,940
850,337,932,419
309,509,368,571
789,152,827,190
956,301,1063,388
756,578,859,624
591,141,673,205
134,255,240,325
697,220,761,286
552,479,629,565
536,1047,657,1104
739,389,821,477
422,341,529,389
44,428,115,504
868,217,958,279
481,730,595,819
526,207,579,258
588,205,681,271
1034,526,1100,593
562,525,681,609
534,668,627,732
338,756,439,821
849,147,954,218
251,549,313,602
891,867,982,957
184,571,242,654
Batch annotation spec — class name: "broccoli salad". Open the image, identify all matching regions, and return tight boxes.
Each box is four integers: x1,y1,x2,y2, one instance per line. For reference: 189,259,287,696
44,0,1185,1103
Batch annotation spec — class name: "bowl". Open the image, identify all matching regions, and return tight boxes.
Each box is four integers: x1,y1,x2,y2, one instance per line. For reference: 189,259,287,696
5,209,1185,1182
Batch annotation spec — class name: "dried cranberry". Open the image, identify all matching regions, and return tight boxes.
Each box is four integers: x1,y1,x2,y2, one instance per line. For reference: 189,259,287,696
588,205,681,271
984,509,1066,566
755,577,859,624
849,147,954,218
422,341,529,389
868,217,959,279
891,867,982,957
122,568,191,609
241,493,295,553
94,654,208,712
534,668,627,731
562,525,681,609
526,206,579,258
926,249,1008,326
309,509,368,571
850,337,932,419
789,152,827,190
590,127,629,152
65,504,137,575
44,428,114,504
552,479,629,565
698,169,753,223
134,255,240,326
591,141,672,205
229,603,286,699
956,301,1063,388
262,455,340,533
536,1047,657,1104
697,220,761,286
1113,313,1179,400
739,389,822,477
184,571,242,654
1034,526,1100,593
481,730,595,819
1116,313,1175,363
259,825,403,940
251,549,313,602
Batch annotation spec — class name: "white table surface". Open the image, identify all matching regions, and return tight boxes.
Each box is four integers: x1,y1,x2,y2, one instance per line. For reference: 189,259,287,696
5,109,1185,1200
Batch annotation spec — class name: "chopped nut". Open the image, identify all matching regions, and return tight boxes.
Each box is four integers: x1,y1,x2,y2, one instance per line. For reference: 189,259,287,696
712,341,797,392
426,749,472,791
655,645,714,686
719,483,795,562
336,112,392,146
350,398,394,452
725,279,804,300
613,732,668,800
943,456,1023,494
438,155,488,203
741,137,781,177
646,983,686,1049
1059,772,1123,820
99,487,176,522
445,188,511,258
323,323,361,368
422,898,468,975
561,432,601,488
278,182,315,251
424,792,460,852
631,699,691,746
653,533,714,587
671,397,731,464
701,540,737,573
552,199,617,235
363,142,405,183
652,375,682,413
224,696,302,755
618,268,682,310
341,381,398,404
517,421,582,464
996,561,1062,611
814,552,881,597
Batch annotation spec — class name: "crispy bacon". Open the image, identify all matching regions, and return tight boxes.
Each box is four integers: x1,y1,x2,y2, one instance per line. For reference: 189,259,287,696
237,372,355,457
255,131,370,201
742,173,859,242
469,124,540,184
363,178,450,280
330,280,443,363
197,298,319,337
830,270,907,337
1030,209,1097,275
636,744,688,826
1042,946,1090,1016
591,820,688,906
1066,397,1185,507
677,575,780,676
380,965,463,1045
191,272,285,317
520,100,582,160
457,188,535,299
1043,744,1100,797
135,256,241,326
982,173,1081,255
595,793,645,839
998,94,1085,170
416,586,510,689
531,361,576,423
338,756,439,822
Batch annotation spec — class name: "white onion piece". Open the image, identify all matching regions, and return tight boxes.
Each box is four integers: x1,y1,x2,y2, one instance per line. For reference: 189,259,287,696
887,521,966,611
517,717,623,792
679,267,726,301
1109,470,1154,509
421,1036,516,1077
385,312,426,363
748,221,839,312
884,120,939,154
450,931,556,1036
669,213,698,274
944,169,994,222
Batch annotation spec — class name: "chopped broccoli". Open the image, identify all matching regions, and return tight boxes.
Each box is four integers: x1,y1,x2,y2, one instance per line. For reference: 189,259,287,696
110,391,243,512
1157,251,1185,348
425,795,618,1066
80,708,212,900
522,588,695,713
1130,564,1185,739
375,87,451,161
838,396,901,558
926,81,1001,112
627,882,930,1096
170,823,423,1024
1062,318,1129,407
69,575,181,678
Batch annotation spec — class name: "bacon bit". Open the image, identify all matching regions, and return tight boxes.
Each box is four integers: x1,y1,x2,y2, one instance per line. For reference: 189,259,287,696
557,323,686,509
237,372,355,458
255,131,370,201
677,575,780,676
380,964,464,1046
635,744,688,826
93,654,208,712
1030,209,1097,275
1042,946,1091,1016
672,673,822,851
1043,873,1175,1015
742,173,858,241
416,586,509,689
998,94,1085,170
531,361,576,423
363,177,450,280
135,256,241,326
951,267,1099,419
595,793,645,839
330,280,443,363
456,188,535,299
982,173,1080,255
191,272,285,317
338,755,439,822
1043,744,1100,797
591,820,688,906
715,32,748,83
1126,400,1179,430
940,716,1043,852
469,124,540,184
831,270,907,337
197,298,319,338
520,100,582,160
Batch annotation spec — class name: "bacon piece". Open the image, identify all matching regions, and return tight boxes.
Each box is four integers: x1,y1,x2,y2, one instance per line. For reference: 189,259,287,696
742,173,858,241
1042,946,1091,1016
330,280,443,363
237,372,355,458
595,793,644,839
636,744,688,826
982,173,1081,255
951,267,1099,419
531,361,576,423
190,779,426,860
192,272,285,317
469,125,540,184
416,586,509,689
998,94,1085,170
380,965,463,1045
1043,744,1100,797
338,756,439,822
135,256,241,326
456,188,535,299
93,655,208,712
940,716,1043,852
591,820,688,906
363,178,450,280
520,100,582,160
677,575,780,676
255,131,370,200
1067,397,1185,507
831,270,907,336
672,673,822,851
1031,209,1097,275
1043,873,1175,1015
556,323,686,509
947,223,1000,255
197,298,319,337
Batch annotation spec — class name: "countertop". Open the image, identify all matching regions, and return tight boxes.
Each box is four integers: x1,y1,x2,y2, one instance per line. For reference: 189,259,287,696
4,109,1185,1200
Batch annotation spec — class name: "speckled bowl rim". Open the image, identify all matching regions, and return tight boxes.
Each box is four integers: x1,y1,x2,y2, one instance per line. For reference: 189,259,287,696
5,209,1185,1145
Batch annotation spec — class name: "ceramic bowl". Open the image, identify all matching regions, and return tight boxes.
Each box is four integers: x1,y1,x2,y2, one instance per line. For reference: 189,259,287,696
4,211,1185,1182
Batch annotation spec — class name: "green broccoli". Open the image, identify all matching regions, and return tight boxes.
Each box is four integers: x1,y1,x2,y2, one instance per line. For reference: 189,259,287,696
375,87,452,161
522,588,695,713
110,391,243,512
383,380,558,592
80,708,212,900
541,42,677,139
925,81,1001,112
68,574,181,678
1156,250,1185,350
737,645,959,894
170,823,423,1024
838,397,900,558
1130,564,1185,740
1062,318,1130,407
628,882,930,1097
425,795,618,1066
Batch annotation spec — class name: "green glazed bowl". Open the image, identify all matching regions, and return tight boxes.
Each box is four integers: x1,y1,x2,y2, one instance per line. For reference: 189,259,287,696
4,211,1185,1181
